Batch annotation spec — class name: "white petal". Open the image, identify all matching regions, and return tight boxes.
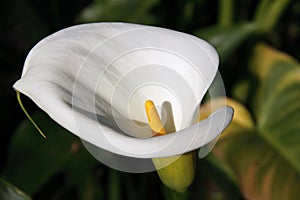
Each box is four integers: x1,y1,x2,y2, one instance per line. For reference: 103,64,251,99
13,23,225,158
74,105,233,158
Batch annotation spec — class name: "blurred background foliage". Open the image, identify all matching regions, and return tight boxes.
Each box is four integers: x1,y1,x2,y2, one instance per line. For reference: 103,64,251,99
1,0,300,199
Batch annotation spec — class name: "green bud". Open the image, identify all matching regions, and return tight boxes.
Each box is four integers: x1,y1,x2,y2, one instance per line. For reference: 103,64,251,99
152,151,196,193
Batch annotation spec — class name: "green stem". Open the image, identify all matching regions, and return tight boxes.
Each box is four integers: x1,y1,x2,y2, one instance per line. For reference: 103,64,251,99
218,0,234,27
108,169,121,200
254,0,291,32
164,187,189,200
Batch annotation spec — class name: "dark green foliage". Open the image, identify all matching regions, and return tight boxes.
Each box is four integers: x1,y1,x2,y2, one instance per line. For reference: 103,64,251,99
1,0,299,199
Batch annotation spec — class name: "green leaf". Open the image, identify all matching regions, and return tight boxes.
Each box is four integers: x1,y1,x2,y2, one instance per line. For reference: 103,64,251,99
214,45,300,199
254,0,291,32
77,0,158,24
63,143,103,200
250,43,298,81
231,79,252,104
200,154,243,200
194,23,258,62
257,67,300,173
250,43,299,122
2,112,99,197
199,98,253,199
0,178,31,200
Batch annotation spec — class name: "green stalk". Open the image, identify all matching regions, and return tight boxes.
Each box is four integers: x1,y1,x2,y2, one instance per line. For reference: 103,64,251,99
218,0,234,27
163,186,189,200
108,169,121,200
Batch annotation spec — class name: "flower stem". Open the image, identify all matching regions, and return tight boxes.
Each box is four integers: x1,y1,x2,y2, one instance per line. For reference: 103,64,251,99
163,186,189,200
218,0,234,27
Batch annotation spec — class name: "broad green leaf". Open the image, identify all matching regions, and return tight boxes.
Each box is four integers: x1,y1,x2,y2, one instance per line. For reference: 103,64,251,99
2,112,99,197
199,154,243,200
250,44,298,81
250,44,299,123
194,23,258,62
0,178,31,200
215,125,300,199
257,67,300,173
199,98,252,199
77,0,158,24
213,45,300,200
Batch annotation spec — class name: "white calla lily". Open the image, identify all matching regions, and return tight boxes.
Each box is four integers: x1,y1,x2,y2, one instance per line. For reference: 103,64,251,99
13,23,233,162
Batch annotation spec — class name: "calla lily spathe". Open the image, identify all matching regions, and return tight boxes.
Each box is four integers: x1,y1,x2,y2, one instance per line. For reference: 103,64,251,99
13,23,233,159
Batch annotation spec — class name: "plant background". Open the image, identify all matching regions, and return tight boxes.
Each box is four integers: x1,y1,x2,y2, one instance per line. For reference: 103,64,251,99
1,0,300,199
